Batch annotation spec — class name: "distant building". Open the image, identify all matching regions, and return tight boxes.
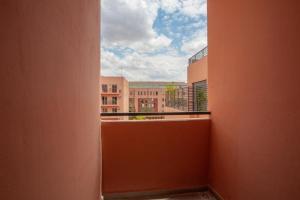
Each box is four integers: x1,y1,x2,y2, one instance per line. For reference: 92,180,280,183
129,82,187,113
100,76,129,114
165,84,188,112
187,46,208,111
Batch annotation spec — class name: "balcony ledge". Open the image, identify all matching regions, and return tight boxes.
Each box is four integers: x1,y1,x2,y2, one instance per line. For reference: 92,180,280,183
101,117,210,123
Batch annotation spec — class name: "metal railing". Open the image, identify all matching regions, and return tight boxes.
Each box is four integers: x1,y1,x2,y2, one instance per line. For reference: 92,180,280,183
101,101,118,105
188,46,208,65
101,111,210,117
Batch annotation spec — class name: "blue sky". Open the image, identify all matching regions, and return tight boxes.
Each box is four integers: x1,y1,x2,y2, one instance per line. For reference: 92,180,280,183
101,0,207,82
154,9,206,51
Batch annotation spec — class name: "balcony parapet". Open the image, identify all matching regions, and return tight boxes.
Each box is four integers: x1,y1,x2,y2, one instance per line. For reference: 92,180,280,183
101,104,120,107
101,118,211,194
101,92,121,96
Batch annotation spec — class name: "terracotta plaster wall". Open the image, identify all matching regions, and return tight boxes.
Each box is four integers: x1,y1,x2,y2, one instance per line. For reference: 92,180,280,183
102,120,211,193
187,56,208,86
208,0,300,199
0,1,100,200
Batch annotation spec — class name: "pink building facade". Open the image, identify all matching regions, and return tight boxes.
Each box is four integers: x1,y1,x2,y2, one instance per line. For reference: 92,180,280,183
129,82,165,113
100,76,129,113
187,47,208,111
129,82,187,113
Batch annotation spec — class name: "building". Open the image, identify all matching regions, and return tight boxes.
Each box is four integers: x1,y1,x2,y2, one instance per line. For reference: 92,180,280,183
165,84,188,112
100,76,129,113
187,46,208,111
129,82,187,113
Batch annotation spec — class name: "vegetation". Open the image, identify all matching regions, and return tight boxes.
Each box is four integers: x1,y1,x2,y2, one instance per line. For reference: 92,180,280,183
165,84,176,95
130,116,146,120
165,84,176,107
196,88,207,111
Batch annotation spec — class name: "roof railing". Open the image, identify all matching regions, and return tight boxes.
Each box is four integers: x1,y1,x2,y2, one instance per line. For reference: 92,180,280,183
188,46,208,65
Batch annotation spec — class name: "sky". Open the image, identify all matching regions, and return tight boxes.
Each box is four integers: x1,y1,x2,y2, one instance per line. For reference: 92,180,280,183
101,0,207,82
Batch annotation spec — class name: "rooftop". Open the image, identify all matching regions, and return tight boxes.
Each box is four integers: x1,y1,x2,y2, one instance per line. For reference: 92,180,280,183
129,81,187,89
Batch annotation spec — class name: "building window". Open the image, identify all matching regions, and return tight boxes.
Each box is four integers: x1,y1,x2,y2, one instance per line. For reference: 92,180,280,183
102,84,108,92
129,98,135,112
144,91,146,95
102,96,107,105
102,108,108,113
112,84,117,93
112,108,117,113
112,97,117,105
156,91,158,95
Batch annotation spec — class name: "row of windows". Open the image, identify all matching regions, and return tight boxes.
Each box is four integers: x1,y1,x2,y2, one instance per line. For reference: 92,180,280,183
141,103,154,108
102,96,118,105
130,91,159,96
140,103,164,108
102,84,118,93
102,108,118,113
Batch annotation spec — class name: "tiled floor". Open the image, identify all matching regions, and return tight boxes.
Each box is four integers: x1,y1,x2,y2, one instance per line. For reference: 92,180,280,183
128,191,217,200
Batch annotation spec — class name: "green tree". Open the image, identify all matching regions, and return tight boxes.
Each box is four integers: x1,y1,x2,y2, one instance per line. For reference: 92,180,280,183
196,88,207,111
131,116,146,120
165,84,176,107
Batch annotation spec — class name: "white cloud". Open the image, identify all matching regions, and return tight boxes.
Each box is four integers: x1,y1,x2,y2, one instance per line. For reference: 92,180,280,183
101,0,207,81
181,0,207,18
130,35,172,53
181,28,207,56
101,0,172,53
159,0,181,13
101,0,158,42
101,48,187,82
159,0,207,18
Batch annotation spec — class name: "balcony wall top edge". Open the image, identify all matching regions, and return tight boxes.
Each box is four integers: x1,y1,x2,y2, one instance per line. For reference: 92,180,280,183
101,118,210,124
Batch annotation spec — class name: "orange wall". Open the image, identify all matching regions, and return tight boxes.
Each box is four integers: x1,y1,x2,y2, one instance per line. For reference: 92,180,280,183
208,0,300,199
0,1,101,200
187,56,208,86
102,120,211,193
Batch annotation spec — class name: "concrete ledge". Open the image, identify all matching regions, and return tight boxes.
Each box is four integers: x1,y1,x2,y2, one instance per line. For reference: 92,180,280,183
103,186,209,200
102,118,210,123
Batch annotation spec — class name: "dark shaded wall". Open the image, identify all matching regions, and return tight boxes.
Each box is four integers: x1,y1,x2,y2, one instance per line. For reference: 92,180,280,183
208,0,300,199
0,1,101,199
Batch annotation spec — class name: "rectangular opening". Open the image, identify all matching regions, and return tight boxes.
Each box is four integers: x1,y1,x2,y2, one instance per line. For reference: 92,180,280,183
100,0,208,121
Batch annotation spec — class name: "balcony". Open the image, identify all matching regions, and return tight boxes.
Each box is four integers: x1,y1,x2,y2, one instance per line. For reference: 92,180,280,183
101,92,121,96
101,112,216,199
101,104,120,108
102,88,122,96
2,0,299,199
